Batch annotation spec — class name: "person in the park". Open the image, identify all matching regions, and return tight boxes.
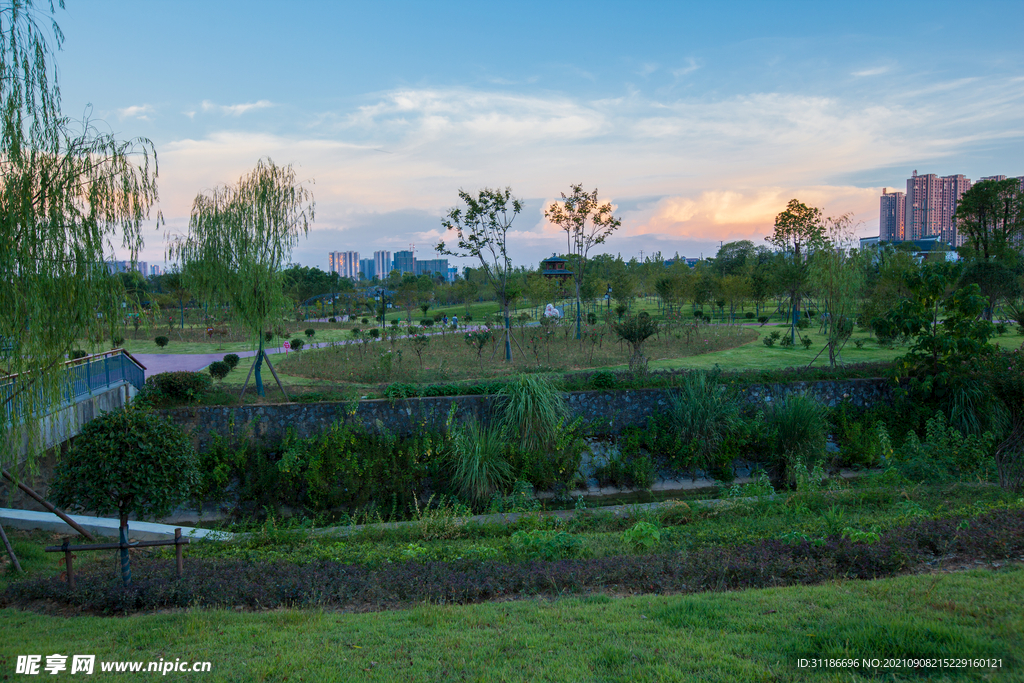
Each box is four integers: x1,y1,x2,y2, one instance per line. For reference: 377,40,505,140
452,315,458,329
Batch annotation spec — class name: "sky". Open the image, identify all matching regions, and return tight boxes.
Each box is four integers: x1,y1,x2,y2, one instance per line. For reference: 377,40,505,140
50,0,1024,271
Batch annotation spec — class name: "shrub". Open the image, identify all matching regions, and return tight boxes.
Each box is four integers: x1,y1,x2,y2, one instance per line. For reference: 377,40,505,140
762,336,776,347
328,317,337,323
449,420,513,506
611,315,659,374
757,316,769,325
464,314,473,322
589,370,616,390
69,349,88,360
390,319,399,327
145,371,211,403
593,452,655,490
154,336,169,348
361,318,369,325
304,328,315,338
110,335,124,348
497,374,568,455
796,318,810,330
421,319,434,327
351,328,361,336
800,336,813,349
510,530,582,561
587,312,598,325
264,331,274,342
623,521,661,552
779,335,794,348
745,312,756,319
883,412,995,483
289,337,305,352
763,394,827,480
222,353,240,369
664,370,743,473
208,361,230,381
368,329,380,339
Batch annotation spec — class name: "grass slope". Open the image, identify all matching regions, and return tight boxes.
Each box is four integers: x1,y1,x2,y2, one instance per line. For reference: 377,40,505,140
2,567,1020,681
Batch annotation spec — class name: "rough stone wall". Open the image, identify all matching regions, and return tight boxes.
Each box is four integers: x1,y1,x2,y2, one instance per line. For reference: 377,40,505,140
163,378,891,449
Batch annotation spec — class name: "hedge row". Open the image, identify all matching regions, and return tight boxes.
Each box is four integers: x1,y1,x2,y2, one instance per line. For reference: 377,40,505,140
7,509,1023,613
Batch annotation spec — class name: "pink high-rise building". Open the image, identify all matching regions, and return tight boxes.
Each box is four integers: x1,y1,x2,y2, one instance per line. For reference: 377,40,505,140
904,171,970,245
879,189,905,241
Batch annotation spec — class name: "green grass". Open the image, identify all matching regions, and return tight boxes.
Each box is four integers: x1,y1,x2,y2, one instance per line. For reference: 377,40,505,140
2,567,1020,681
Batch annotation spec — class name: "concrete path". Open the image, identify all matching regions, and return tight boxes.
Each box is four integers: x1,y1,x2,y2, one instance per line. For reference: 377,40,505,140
0,508,233,541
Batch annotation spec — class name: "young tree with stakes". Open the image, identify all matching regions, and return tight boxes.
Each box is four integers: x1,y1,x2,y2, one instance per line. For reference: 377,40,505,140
438,187,522,361
169,158,314,398
766,199,826,343
0,0,160,568
545,184,621,339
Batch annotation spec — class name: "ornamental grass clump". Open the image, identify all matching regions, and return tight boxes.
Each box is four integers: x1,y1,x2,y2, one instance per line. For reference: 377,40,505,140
449,419,513,506
665,369,743,473
496,373,568,455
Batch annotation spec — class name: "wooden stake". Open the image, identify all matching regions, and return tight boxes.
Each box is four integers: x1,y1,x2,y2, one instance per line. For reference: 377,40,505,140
1,469,96,541
262,353,290,402
62,537,74,589
237,353,257,401
0,522,21,573
175,528,183,578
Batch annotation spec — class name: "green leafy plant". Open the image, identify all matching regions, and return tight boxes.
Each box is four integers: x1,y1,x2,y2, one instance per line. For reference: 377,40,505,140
611,314,659,374
222,353,240,369
589,370,616,390
289,337,305,351
69,349,88,360
412,494,472,541
762,335,776,348
623,521,661,552
154,336,169,348
763,393,827,481
887,412,995,483
509,529,582,561
304,328,315,338
497,373,568,456
664,369,743,473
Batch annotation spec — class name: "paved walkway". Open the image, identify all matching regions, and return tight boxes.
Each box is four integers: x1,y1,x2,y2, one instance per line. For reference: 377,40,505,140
0,508,232,541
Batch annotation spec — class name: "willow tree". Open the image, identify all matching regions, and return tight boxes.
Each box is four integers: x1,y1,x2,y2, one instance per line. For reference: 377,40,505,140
437,187,522,361
170,158,314,397
1,0,159,462
545,184,621,339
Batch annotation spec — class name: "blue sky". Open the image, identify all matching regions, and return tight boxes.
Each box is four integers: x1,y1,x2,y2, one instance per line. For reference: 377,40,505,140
52,0,1024,270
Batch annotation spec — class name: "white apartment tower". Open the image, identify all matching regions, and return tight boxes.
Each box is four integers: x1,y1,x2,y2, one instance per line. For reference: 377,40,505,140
374,250,392,280
328,251,360,280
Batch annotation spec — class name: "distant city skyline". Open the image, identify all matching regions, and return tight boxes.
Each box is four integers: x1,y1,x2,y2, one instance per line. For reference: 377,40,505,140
57,1,1021,270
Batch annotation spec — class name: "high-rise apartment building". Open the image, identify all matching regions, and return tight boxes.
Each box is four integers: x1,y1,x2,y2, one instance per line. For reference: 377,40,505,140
904,171,971,245
415,258,448,277
359,258,375,281
328,251,360,280
374,250,392,279
393,250,415,275
879,189,906,241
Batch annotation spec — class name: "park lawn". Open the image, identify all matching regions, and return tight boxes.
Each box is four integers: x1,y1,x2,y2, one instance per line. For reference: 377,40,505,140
1,567,1020,682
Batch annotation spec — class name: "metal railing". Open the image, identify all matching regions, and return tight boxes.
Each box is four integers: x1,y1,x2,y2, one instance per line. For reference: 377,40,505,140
1,349,147,423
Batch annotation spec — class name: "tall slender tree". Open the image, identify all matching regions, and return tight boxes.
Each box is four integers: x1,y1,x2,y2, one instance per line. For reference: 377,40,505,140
766,199,825,341
545,184,621,338
170,158,314,397
438,187,522,361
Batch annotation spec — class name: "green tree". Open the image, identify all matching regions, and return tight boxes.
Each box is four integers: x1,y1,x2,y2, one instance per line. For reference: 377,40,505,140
50,406,199,586
1,0,160,473
545,184,621,338
766,199,825,341
438,187,523,361
169,158,314,397
809,215,865,366
955,178,1024,262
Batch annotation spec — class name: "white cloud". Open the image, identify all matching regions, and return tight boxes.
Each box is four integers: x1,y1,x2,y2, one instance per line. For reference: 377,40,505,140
672,58,701,78
852,66,891,77
117,104,154,120
200,99,274,116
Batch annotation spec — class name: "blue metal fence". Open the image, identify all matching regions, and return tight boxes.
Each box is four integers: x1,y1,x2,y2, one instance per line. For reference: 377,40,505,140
2,349,147,423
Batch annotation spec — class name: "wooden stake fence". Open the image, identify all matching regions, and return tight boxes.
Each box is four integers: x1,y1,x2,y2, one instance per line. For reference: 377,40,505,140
46,528,189,588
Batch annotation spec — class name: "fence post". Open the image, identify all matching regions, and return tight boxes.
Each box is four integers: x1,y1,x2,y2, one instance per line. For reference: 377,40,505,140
62,538,75,590
175,528,183,578
104,355,110,387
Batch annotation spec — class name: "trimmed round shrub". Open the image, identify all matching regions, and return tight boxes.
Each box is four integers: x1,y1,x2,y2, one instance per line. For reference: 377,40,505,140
146,371,211,402
390,319,399,327
208,361,230,380
154,336,169,348
304,328,315,338
49,406,199,527
745,312,756,319
368,329,381,339
69,349,88,360
289,337,305,352
351,328,361,336
328,317,337,323
464,314,473,322
590,370,616,390
264,331,274,342
587,312,598,325
361,318,369,325
421,319,434,327
110,335,125,348
222,353,240,370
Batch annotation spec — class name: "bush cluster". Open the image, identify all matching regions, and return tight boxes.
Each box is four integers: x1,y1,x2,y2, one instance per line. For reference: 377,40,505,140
141,371,211,404
10,509,1023,613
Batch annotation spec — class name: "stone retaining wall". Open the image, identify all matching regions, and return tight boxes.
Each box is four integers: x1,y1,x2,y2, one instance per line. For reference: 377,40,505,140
162,378,891,449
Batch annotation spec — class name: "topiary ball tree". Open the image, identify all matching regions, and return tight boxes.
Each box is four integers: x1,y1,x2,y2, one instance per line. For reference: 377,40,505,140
208,360,230,380
50,406,199,586
304,328,315,338
289,337,305,351
222,353,240,370
154,336,169,348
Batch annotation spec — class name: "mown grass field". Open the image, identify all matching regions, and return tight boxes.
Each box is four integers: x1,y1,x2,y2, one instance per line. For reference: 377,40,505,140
2,568,1020,682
